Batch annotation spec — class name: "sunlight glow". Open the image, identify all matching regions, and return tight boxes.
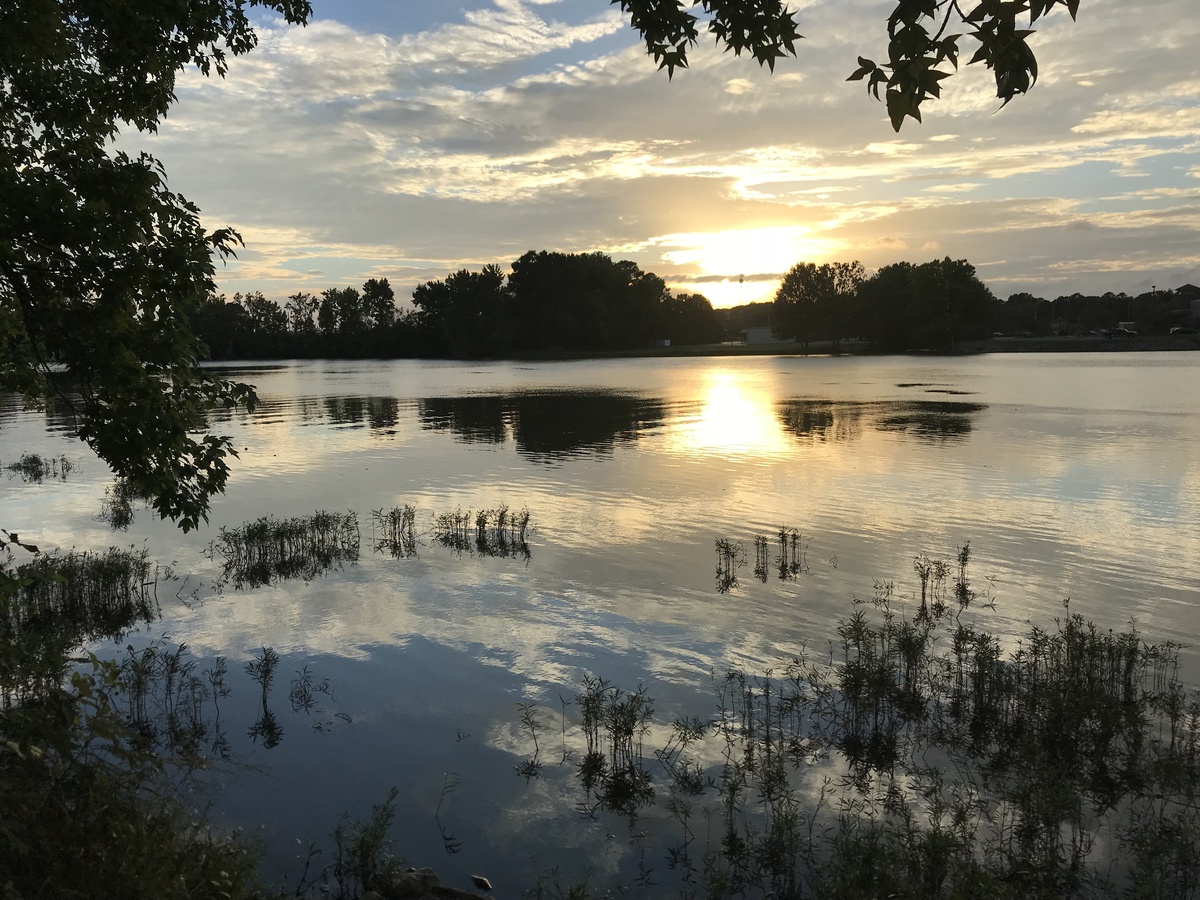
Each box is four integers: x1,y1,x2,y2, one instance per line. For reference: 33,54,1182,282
647,226,844,308
665,372,791,458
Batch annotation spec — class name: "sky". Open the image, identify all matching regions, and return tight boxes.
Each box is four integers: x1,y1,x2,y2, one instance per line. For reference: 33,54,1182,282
138,0,1200,309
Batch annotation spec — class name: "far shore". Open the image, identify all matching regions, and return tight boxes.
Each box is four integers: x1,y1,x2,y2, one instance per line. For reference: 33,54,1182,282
506,332,1200,361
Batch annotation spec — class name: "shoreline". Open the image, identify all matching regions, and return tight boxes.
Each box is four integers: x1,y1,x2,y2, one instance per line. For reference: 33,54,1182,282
506,332,1200,361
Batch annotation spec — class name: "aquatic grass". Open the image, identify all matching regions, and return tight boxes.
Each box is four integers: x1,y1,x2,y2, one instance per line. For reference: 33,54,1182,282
753,535,770,582
526,545,1200,898
1,546,156,706
247,645,283,749
715,538,744,593
3,451,73,483
372,504,417,558
434,505,531,559
213,510,360,589
777,526,808,579
568,676,656,818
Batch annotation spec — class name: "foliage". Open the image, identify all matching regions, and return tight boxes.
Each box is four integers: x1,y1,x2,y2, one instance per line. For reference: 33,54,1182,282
212,511,361,589
0,539,273,899
1,0,311,531
771,261,865,350
614,0,1083,129
519,546,1200,897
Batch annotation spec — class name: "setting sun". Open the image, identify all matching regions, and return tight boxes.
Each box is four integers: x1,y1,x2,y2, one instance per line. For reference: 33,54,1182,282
648,226,844,307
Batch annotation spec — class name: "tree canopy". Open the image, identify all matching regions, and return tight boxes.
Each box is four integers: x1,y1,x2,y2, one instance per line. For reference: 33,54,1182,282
1,0,311,530
617,0,1082,129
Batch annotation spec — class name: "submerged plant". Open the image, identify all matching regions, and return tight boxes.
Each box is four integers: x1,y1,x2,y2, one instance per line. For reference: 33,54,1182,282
1,546,156,706
522,545,1200,898
777,526,808,579
715,538,744,594
753,535,770,583
372,504,417,558
246,646,283,749
213,511,360,589
3,452,73,484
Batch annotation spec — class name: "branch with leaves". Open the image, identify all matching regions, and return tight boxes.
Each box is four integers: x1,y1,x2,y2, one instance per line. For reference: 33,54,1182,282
617,0,1082,129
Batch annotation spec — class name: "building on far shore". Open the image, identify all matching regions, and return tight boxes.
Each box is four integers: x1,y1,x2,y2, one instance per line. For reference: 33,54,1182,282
1176,284,1200,323
742,325,794,345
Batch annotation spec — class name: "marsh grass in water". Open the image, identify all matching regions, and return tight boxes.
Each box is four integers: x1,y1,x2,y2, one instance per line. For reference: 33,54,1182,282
569,676,656,819
434,505,531,559
3,451,73,483
777,526,808,579
372,504,417,558
1,546,156,706
213,511,360,589
0,544,268,898
715,539,744,594
517,545,1200,898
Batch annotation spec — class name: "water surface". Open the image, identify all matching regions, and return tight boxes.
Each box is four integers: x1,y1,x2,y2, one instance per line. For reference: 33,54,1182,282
3,352,1198,890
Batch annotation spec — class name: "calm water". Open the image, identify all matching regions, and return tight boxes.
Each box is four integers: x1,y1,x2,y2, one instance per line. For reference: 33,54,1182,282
3,353,1199,891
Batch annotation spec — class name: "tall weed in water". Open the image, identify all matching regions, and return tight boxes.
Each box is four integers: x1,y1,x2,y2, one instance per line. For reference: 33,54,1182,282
213,511,360,589
434,505,531,559
372,504,417,558
0,539,269,898
715,539,744,593
524,544,1200,898
3,451,73,483
1,546,155,706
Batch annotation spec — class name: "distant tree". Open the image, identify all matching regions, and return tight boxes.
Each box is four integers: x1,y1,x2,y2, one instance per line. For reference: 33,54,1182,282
857,261,917,350
1000,291,1042,335
411,265,509,358
858,257,996,350
617,0,1083,130
240,292,287,339
824,261,866,350
361,278,396,331
771,261,863,350
285,292,320,337
507,251,665,352
193,295,253,361
660,292,725,345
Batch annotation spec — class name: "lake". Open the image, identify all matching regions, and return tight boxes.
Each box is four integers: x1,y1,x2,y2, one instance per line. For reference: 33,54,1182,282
3,352,1199,893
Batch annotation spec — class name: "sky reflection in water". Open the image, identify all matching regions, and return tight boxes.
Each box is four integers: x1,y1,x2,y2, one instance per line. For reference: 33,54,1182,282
2,353,1199,891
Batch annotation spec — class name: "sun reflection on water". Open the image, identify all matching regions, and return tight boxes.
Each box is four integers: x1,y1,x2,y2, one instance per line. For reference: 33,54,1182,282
664,371,791,457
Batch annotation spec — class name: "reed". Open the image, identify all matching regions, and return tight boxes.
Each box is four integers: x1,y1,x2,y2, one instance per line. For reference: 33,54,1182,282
1,547,156,706
715,538,744,594
434,505,531,559
3,452,73,483
753,535,770,583
213,511,360,589
777,526,808,579
371,504,417,558
526,545,1200,898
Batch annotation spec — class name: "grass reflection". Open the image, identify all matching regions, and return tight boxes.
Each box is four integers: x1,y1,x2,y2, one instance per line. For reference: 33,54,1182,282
515,545,1200,898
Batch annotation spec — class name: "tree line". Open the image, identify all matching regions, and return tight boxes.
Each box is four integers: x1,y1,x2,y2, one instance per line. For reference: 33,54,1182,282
195,253,1196,362
768,258,997,352
765,259,1194,351
193,250,725,360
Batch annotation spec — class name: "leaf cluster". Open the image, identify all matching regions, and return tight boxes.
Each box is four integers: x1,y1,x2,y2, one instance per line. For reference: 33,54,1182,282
846,0,1081,130
1,1,310,531
612,0,803,77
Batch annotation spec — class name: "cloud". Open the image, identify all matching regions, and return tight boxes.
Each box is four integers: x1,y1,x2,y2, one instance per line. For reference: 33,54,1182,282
127,0,1200,306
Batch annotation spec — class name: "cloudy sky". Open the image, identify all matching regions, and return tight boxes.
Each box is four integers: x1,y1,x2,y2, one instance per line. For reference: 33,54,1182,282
140,0,1200,308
